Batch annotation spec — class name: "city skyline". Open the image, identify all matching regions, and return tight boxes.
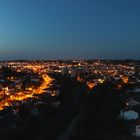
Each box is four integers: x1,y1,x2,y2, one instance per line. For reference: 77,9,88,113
0,0,140,60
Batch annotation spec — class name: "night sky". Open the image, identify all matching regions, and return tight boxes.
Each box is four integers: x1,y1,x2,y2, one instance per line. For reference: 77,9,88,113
0,0,140,60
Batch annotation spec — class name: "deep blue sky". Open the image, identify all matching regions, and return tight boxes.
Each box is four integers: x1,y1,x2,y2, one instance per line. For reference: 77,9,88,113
0,0,140,60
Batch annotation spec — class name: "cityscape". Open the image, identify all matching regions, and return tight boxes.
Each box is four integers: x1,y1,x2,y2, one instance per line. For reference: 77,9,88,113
0,60,139,139
1,0,140,140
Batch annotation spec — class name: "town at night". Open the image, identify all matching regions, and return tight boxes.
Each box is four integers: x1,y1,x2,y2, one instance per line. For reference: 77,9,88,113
1,0,140,139
0,60,139,139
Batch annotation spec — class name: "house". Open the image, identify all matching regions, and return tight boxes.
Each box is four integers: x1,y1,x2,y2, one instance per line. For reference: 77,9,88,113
134,124,140,137
133,88,140,93
125,99,140,108
128,87,140,94
120,110,139,120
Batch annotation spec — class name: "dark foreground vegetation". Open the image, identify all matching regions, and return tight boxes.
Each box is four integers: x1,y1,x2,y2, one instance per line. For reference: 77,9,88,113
70,82,135,140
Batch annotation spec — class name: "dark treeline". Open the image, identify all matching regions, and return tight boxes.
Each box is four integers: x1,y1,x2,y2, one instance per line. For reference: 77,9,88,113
72,82,135,140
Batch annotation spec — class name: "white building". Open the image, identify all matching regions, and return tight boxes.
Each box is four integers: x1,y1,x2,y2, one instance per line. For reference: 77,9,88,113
133,123,140,137
120,110,139,120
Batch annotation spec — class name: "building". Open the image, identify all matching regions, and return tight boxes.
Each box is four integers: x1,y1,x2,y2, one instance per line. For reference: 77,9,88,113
135,65,140,76
120,110,139,120
134,124,140,137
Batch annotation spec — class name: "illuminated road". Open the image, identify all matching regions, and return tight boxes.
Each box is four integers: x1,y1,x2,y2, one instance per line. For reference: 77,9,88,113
0,74,53,110
33,74,53,94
